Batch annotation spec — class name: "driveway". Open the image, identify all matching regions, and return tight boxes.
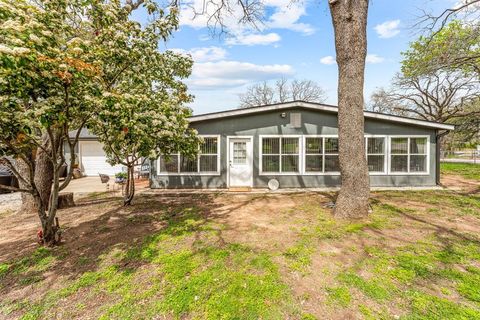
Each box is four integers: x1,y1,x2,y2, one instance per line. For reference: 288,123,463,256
63,177,149,195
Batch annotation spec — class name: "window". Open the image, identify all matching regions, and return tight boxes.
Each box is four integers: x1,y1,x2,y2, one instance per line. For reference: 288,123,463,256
159,154,179,173
158,136,220,174
366,137,385,173
305,137,322,172
232,141,247,164
324,137,339,172
199,137,219,172
410,137,428,172
261,136,300,173
303,136,340,173
390,137,428,173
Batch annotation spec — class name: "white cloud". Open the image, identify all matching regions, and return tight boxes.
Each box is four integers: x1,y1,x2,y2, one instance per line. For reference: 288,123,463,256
264,0,315,35
188,60,295,89
374,20,401,38
179,0,314,47
320,56,336,65
170,47,227,62
320,54,384,65
366,54,385,64
226,33,281,46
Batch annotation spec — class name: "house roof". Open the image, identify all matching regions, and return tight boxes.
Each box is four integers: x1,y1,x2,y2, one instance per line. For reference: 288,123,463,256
71,101,454,140
189,100,455,131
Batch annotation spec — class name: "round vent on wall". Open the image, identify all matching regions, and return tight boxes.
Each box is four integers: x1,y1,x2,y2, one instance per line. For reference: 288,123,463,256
268,179,279,191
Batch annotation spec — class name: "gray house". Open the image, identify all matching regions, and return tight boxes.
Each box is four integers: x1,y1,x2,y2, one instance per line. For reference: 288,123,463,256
150,101,454,189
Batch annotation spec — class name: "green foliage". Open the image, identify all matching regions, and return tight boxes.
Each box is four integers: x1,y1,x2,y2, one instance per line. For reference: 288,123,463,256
401,21,480,77
114,172,127,180
85,1,199,171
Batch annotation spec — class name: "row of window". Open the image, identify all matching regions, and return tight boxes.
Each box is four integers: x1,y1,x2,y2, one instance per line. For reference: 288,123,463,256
260,136,428,174
157,135,429,175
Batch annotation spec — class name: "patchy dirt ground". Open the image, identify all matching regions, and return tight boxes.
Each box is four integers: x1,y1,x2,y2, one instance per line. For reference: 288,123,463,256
0,173,479,319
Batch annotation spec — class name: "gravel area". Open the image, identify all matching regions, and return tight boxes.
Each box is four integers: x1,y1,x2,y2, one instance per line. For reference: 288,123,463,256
0,192,21,212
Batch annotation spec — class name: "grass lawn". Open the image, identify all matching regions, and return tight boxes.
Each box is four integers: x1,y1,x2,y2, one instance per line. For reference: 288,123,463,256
0,174,479,319
441,162,480,181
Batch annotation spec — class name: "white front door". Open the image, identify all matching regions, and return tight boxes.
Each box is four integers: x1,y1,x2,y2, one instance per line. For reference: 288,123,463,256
228,138,253,187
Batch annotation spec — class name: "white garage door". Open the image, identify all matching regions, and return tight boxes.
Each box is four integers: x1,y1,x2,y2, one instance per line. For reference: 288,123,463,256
80,141,123,176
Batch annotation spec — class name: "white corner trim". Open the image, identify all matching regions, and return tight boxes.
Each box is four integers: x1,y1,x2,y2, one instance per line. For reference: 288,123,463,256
188,101,455,131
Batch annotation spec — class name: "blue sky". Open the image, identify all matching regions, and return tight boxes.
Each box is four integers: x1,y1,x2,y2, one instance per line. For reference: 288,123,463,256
140,0,456,115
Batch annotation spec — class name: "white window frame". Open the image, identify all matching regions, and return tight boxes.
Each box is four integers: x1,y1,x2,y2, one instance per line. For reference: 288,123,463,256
388,135,430,175
259,135,302,175
365,135,388,175
302,135,341,175
156,135,221,176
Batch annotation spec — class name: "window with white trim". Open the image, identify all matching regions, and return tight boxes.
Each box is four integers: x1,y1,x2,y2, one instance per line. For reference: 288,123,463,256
366,137,385,173
199,137,219,171
324,137,339,172
305,137,322,172
261,137,300,173
390,137,428,173
158,136,219,174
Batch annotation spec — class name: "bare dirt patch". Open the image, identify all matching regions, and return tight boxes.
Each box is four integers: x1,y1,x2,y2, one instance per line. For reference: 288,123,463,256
441,174,480,193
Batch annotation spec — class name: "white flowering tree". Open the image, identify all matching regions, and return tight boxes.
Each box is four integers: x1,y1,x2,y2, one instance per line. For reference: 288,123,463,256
0,0,197,243
86,1,200,206
0,0,102,244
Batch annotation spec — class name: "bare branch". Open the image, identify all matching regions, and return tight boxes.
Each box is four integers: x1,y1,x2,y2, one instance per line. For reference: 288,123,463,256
0,184,32,193
238,78,327,108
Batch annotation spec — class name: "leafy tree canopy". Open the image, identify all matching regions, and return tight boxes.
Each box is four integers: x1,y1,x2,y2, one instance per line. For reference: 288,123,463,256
401,21,480,77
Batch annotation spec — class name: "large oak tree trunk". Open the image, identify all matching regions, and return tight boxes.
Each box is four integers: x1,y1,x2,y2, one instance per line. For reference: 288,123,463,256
329,0,370,218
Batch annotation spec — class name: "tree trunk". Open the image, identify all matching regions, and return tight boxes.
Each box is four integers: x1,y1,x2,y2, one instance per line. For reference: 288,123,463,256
18,137,54,213
123,165,135,206
17,158,36,213
58,192,75,209
329,0,370,218
34,138,54,209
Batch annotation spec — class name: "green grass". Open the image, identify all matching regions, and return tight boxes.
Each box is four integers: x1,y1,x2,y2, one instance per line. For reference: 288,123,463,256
2,190,480,319
441,162,480,181
405,290,480,319
282,200,400,273
337,272,392,301
0,247,58,288
326,286,352,307
0,263,9,279
15,205,295,320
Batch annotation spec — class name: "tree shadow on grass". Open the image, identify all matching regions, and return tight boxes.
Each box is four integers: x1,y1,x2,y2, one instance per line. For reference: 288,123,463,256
0,191,264,300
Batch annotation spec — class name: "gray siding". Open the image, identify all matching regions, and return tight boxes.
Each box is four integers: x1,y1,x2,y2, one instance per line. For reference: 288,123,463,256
151,107,437,189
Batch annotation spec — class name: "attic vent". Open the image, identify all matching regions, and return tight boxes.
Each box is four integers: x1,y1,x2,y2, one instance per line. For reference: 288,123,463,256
290,113,301,128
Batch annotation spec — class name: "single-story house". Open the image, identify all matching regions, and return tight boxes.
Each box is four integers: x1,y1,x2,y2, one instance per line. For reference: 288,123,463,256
72,101,454,189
